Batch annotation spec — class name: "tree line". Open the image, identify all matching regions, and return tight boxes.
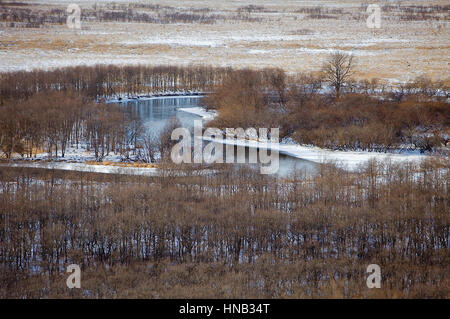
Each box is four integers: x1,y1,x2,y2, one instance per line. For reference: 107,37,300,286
0,64,231,102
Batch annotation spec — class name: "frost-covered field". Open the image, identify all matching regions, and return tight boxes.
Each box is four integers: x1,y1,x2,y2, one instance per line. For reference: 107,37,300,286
1,0,449,82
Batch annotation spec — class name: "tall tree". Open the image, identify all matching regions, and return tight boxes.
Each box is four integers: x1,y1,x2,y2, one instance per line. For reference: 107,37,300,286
322,52,355,98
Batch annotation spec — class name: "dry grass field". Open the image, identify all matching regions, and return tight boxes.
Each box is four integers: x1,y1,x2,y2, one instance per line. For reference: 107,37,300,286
0,0,448,83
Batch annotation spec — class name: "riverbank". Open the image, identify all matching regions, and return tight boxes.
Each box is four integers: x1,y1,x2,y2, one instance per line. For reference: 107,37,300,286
178,107,217,122
202,135,432,171
105,91,206,104
0,161,159,176
185,104,436,171
1,95,444,175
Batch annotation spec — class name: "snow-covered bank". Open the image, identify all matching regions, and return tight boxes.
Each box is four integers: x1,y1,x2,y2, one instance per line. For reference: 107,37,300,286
202,136,433,171
277,143,429,171
105,92,205,104
178,107,217,122
0,162,159,176
180,104,431,170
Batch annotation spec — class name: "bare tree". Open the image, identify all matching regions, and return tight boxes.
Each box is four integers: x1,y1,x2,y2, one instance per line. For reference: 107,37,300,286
140,132,159,163
322,52,355,98
159,117,182,160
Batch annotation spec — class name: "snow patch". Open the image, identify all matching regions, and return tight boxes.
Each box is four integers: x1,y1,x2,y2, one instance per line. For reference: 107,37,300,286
1,162,158,176
202,136,430,171
178,107,217,122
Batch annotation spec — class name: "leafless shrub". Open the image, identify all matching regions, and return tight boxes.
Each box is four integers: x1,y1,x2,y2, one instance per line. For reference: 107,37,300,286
0,91,138,160
0,158,448,298
307,14,338,20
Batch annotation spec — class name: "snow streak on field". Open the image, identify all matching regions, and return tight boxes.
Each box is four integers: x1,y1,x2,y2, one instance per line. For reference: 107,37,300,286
1,0,449,82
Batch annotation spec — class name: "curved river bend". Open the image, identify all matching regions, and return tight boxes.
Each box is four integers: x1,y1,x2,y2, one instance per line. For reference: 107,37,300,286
121,96,317,177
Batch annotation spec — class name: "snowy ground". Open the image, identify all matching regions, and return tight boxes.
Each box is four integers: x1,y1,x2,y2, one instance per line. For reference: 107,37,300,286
1,0,448,82
12,143,131,163
178,107,217,122
0,162,159,176
2,141,160,175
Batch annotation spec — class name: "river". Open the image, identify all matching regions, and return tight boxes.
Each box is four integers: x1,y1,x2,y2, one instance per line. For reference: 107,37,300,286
120,96,318,177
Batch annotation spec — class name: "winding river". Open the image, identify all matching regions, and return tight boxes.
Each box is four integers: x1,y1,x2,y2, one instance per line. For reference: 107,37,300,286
120,96,318,177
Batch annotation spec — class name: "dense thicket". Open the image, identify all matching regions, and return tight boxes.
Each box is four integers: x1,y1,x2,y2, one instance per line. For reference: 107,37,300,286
0,91,140,160
0,159,448,298
0,64,231,101
206,69,450,152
